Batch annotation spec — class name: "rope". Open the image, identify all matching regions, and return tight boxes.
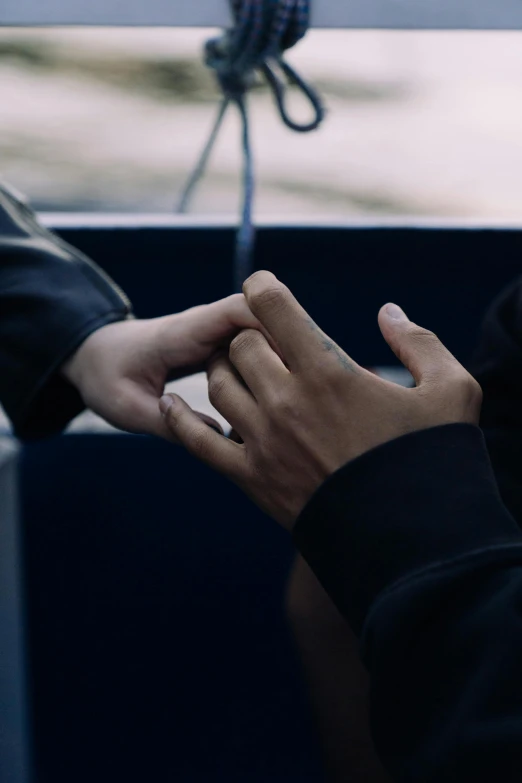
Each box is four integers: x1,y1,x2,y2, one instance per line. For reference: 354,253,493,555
176,0,325,292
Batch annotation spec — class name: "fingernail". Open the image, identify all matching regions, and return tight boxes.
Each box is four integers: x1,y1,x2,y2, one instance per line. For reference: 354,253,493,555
385,303,408,321
159,395,174,416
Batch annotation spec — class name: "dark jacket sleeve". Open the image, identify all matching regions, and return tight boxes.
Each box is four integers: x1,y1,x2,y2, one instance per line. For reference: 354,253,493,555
0,183,131,440
468,275,522,523
294,424,522,782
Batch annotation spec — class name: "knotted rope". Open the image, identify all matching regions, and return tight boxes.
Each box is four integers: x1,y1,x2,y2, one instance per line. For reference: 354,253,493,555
177,0,325,291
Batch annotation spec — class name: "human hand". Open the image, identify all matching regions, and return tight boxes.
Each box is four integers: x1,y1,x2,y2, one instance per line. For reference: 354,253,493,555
62,294,261,439
159,271,482,530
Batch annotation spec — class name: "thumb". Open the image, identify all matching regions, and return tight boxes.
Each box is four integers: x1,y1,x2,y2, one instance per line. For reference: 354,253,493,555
378,303,460,386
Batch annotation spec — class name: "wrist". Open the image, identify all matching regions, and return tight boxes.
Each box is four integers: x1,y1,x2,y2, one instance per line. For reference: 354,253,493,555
61,321,114,393
61,338,90,393
61,313,136,393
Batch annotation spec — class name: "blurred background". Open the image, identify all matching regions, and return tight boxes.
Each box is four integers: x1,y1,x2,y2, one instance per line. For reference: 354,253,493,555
1,28,522,219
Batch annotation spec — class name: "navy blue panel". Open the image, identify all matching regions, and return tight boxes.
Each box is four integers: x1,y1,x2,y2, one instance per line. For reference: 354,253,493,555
61,225,238,316
58,224,522,364
21,435,324,783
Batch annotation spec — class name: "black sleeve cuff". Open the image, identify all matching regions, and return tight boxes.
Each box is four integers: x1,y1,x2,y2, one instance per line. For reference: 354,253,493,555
14,310,131,441
293,424,521,634
0,183,132,440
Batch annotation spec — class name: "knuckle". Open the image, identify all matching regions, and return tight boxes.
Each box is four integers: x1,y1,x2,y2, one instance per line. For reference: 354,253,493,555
396,326,443,369
208,373,229,408
439,369,483,415
243,270,277,295
408,325,440,346
269,388,295,419
223,292,246,314
248,281,288,315
470,377,483,405
229,329,259,361
453,372,483,405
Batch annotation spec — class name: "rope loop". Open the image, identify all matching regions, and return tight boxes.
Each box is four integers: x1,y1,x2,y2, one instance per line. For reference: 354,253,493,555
177,0,325,290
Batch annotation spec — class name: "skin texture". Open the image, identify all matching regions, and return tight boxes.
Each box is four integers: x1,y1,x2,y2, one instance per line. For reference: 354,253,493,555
160,270,482,530
62,293,262,439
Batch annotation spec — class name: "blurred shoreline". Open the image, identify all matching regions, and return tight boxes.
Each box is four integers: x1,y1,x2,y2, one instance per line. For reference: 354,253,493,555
1,29,522,218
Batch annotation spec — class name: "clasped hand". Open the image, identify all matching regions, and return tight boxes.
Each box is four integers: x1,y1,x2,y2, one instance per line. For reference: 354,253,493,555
160,271,482,529
62,294,261,439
